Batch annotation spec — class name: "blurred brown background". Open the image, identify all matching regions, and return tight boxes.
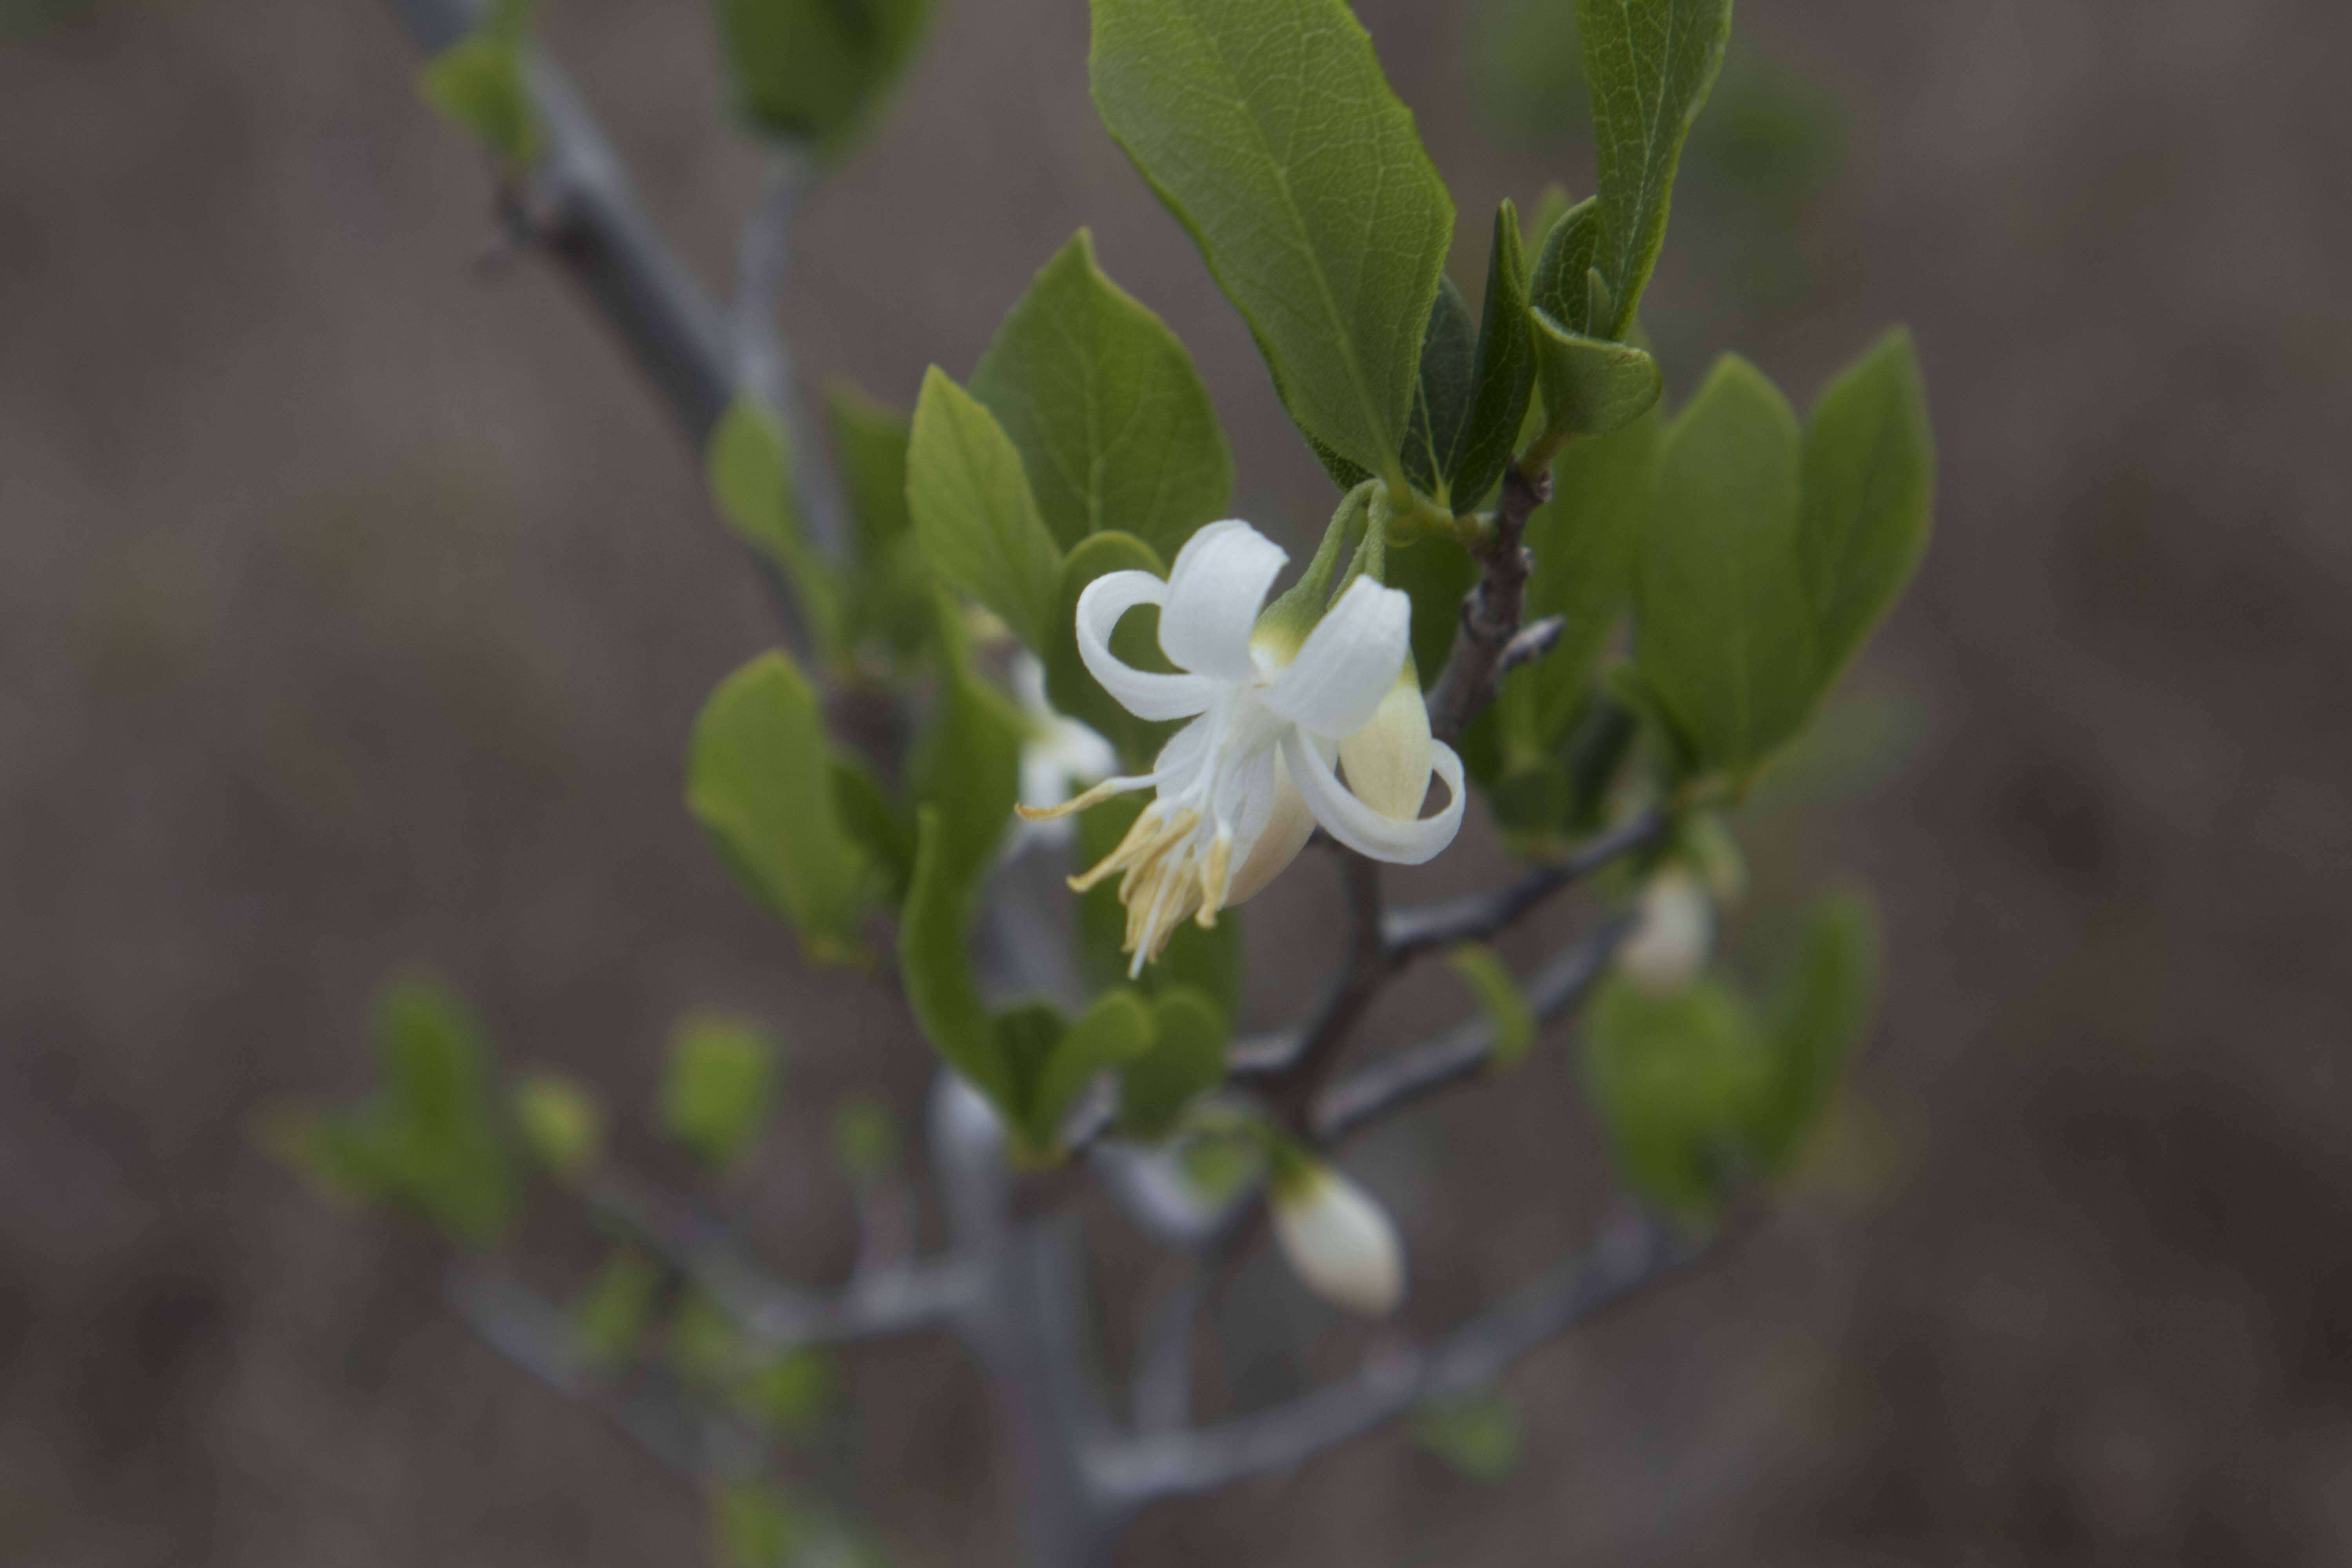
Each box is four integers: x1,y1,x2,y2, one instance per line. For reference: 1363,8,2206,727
4,0,2349,1563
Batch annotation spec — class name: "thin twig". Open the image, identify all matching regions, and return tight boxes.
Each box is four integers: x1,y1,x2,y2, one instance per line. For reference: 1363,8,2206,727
1312,914,1633,1145
1382,808,1668,961
1424,461,1552,745
1089,1209,1702,1503
1254,849,1388,1132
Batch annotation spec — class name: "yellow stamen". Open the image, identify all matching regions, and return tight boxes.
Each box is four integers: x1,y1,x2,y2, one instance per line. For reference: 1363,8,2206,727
1015,775,1138,823
1193,829,1236,929
1067,802,1169,893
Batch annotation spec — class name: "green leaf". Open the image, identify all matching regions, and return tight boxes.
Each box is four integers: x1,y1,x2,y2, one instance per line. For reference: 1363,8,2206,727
1529,311,1662,442
660,1015,782,1171
1119,986,1229,1140
361,978,519,1247
686,652,870,961
907,368,1064,650
1450,202,1541,510
1381,530,1478,689
1797,329,1934,693
1089,0,1455,484
513,1070,604,1181
1019,988,1154,1157
1414,1390,1523,1483
1757,892,1878,1170
832,1096,902,1180
1575,0,1735,338
900,806,1008,1103
1445,944,1537,1068
1047,531,1178,770
1401,276,1476,506
1633,354,1816,783
1530,194,1604,334
712,0,932,153
736,1348,835,1435
707,397,844,655
826,384,933,659
1072,791,1244,1017
1582,973,1769,1218
572,1247,662,1368
417,1,541,166
909,606,1025,878
970,230,1234,559
829,752,915,909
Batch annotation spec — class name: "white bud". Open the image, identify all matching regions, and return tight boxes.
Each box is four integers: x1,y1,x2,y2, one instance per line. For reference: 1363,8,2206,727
1336,667,1435,822
1617,866,1713,996
1271,1161,1405,1317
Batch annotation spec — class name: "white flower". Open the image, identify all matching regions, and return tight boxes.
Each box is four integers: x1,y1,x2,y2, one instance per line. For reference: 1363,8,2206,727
1616,866,1714,996
1020,519,1465,975
1270,1159,1405,1317
1007,651,1117,850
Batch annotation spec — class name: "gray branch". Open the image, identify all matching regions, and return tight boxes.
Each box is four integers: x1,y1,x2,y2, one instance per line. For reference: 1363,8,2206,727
1091,1210,1699,1504
1423,461,1552,746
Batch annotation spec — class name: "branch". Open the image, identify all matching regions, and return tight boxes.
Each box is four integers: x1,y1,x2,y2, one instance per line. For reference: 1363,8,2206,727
1091,1210,1702,1504
583,1169,973,1349
1423,461,1552,745
1254,848,1388,1132
1311,914,1632,1145
1382,808,1667,961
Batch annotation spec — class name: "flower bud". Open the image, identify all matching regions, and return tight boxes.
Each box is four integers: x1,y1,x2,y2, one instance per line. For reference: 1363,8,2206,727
1270,1158,1405,1317
1336,665,1434,821
1616,866,1714,996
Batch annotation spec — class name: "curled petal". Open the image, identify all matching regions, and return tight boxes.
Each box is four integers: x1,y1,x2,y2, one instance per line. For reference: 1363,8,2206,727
1260,577,1413,740
1334,673,1435,822
1281,727,1464,866
1159,520,1286,684
1076,571,1217,722
1223,745,1317,907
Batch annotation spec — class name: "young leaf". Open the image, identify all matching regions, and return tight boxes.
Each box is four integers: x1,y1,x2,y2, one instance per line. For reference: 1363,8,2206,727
907,368,1064,651
1529,313,1662,441
1757,892,1879,1170
1089,0,1455,484
1530,194,1603,332
1021,988,1154,1156
1401,276,1477,506
970,230,1234,559
373,978,519,1248
707,397,843,655
661,1015,782,1171
1797,329,1935,693
1633,354,1817,783
1048,531,1180,770
1582,973,1769,1218
416,0,541,167
1119,986,1229,1140
686,652,870,961
513,1070,604,1181
712,0,932,153
1445,944,1537,1068
1449,201,1541,510
1575,0,1735,338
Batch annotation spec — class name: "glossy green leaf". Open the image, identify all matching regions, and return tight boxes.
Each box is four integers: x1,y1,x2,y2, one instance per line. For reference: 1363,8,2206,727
1583,973,1769,1218
1575,0,1735,338
907,368,1064,651
707,397,844,655
1633,354,1816,782
661,1015,782,1171
1048,531,1178,771
416,0,540,166
712,0,932,152
1414,1390,1523,1483
1798,329,1935,693
1757,892,1878,1170
1445,944,1537,1068
1072,792,1244,1017
513,1070,604,1181
573,1247,661,1368
1089,0,1455,484
686,652,869,961
1021,988,1154,1156
1119,986,1230,1140
1401,276,1476,506
971,230,1233,559
1450,202,1541,510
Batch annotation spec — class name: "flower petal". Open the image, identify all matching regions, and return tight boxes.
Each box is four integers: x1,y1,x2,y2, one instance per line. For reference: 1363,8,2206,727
1261,577,1412,739
1076,570,1217,722
1281,727,1465,866
1224,747,1317,906
1158,520,1286,683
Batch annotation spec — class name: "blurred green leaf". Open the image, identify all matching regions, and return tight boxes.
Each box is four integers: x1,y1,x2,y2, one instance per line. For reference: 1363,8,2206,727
670,1291,745,1387
416,0,541,166
661,1015,782,1171
1414,1389,1523,1483
717,1482,805,1568
907,369,1064,651
1445,944,1537,1068
1583,973,1769,1218
1047,531,1178,771
711,0,932,153
1016,987,1154,1157
687,652,870,960
1797,329,1935,697
513,1070,604,1181
832,1095,901,1180
829,751,915,909
572,1247,662,1368
1119,986,1230,1140
1381,530,1478,695
826,385,933,661
1757,892,1879,1170
1089,0,1454,485
971,230,1233,559
1576,0,1734,338
736,1347,835,1435
707,398,844,657
372,978,519,1247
